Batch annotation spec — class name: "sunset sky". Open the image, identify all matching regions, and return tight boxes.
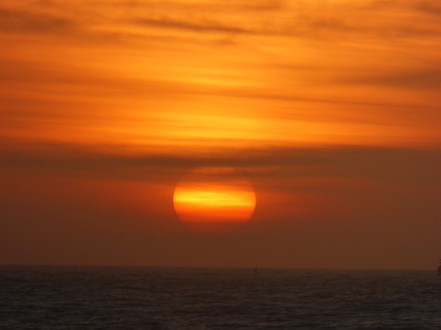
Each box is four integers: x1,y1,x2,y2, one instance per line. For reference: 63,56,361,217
1,0,441,270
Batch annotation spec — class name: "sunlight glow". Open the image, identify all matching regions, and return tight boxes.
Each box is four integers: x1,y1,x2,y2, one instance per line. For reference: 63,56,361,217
173,167,256,231
174,188,255,208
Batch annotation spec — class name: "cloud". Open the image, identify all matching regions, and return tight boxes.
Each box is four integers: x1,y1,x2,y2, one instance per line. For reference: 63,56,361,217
0,7,75,35
1,1,440,46
1,139,440,186
135,17,247,34
125,0,441,44
414,1,441,18
338,68,441,90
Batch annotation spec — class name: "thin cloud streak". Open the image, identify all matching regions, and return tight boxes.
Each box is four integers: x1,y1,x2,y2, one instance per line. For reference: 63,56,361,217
135,18,248,34
1,140,440,184
338,68,441,90
2,1,441,41
0,7,76,35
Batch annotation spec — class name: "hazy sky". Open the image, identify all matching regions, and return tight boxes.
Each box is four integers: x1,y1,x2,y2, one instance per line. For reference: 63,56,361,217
1,0,441,269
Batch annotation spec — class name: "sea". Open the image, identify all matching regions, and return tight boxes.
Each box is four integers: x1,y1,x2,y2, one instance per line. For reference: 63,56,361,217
1,266,440,329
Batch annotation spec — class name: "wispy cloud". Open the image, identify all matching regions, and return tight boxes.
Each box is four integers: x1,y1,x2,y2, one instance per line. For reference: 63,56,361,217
1,1,440,45
337,67,441,90
1,139,440,186
135,17,248,34
1,0,441,150
414,1,441,18
0,7,76,35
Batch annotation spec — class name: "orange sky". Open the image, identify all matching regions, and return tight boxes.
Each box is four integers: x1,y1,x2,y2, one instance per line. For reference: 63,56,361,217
1,0,441,269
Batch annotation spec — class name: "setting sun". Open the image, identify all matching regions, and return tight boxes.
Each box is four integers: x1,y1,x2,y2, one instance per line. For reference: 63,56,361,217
173,167,256,232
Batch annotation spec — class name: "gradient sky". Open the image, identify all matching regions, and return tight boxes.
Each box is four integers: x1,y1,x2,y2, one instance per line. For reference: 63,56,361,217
1,0,441,270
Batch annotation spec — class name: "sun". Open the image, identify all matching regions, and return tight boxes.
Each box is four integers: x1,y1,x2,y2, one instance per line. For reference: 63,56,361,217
173,167,256,232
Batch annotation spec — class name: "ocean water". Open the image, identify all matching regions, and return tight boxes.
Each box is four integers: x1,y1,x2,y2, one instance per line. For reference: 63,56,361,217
1,266,440,329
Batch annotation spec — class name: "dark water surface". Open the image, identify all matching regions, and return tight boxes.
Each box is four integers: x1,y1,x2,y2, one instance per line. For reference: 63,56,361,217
1,266,440,329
